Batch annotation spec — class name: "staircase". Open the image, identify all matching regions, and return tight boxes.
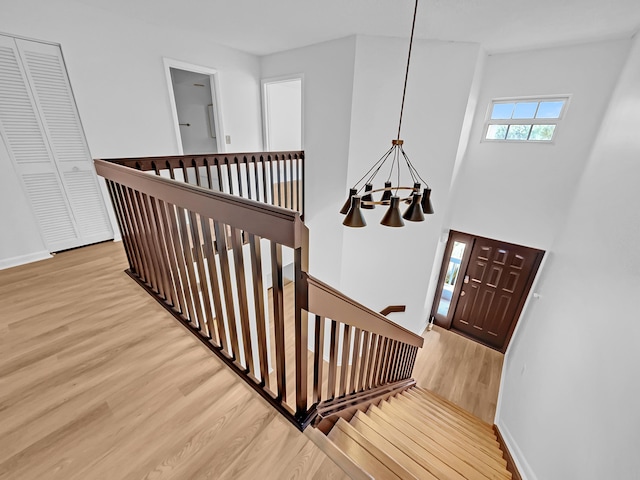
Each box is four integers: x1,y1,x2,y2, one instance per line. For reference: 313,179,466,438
327,386,511,480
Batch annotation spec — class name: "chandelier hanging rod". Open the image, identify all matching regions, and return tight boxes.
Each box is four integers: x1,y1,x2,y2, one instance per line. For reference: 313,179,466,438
397,0,419,141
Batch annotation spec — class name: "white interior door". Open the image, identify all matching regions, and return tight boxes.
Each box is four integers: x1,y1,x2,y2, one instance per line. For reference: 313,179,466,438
0,34,112,251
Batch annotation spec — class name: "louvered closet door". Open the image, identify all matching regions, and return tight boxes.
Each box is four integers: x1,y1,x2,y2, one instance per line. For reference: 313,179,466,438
0,34,112,251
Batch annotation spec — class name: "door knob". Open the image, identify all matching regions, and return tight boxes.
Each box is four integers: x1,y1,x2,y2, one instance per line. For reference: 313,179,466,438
460,291,466,296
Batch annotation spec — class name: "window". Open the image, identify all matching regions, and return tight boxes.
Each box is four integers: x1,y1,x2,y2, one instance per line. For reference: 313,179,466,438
484,97,568,142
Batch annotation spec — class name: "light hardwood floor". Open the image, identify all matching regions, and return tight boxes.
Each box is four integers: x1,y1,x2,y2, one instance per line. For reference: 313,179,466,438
412,325,504,424
0,240,502,479
0,241,348,480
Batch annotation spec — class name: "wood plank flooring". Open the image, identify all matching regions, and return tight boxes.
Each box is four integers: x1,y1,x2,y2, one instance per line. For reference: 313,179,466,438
412,325,503,424
0,241,347,480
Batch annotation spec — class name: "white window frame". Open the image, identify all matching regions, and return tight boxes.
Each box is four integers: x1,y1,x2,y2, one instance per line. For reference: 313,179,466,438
482,95,571,144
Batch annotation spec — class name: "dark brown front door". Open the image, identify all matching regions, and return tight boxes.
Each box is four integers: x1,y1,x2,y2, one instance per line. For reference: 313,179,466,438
432,231,544,352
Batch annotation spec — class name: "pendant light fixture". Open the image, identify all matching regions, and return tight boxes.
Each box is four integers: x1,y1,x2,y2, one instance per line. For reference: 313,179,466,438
342,0,434,228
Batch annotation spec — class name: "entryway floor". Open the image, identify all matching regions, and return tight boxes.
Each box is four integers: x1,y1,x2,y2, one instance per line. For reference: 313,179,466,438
412,325,504,423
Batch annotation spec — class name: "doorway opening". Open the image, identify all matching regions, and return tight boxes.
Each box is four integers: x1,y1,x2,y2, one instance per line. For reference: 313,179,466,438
164,59,224,155
431,230,544,352
261,76,303,151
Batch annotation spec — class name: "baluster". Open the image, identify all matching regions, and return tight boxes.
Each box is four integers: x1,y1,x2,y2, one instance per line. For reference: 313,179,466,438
270,241,286,401
225,157,234,195
294,247,308,417
156,198,188,317
234,157,244,198
288,155,294,210
357,330,371,392
244,156,252,200
349,328,362,394
327,320,339,400
164,202,197,323
148,195,175,307
131,189,158,289
121,185,147,282
188,211,215,339
248,234,269,387
140,193,168,300
230,226,254,373
384,340,398,384
338,324,351,397
200,216,228,352
175,207,205,330
370,335,387,388
313,314,325,404
213,220,241,360
105,180,135,272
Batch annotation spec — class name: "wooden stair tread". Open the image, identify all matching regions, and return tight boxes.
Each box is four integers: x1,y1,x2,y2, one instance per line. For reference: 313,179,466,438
355,410,504,480
351,411,465,480
403,389,498,440
412,386,494,431
392,393,501,451
379,401,506,468
370,404,510,480
328,418,415,480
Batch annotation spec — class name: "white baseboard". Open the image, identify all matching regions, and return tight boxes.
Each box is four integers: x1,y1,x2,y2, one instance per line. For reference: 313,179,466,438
0,250,52,270
496,420,538,480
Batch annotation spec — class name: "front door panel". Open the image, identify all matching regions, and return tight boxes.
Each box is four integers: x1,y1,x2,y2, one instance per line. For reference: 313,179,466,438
450,236,541,350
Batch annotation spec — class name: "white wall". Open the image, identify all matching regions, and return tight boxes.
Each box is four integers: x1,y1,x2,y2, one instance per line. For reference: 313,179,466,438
497,33,640,479
0,0,263,266
260,37,358,287
338,36,480,332
448,39,631,251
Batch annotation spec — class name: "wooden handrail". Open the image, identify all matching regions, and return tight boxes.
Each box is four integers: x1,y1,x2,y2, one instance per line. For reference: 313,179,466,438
95,159,307,249
304,273,423,348
380,305,406,316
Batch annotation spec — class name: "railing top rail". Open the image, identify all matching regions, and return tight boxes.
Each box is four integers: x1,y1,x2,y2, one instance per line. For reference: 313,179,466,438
95,159,308,249
304,272,424,348
99,150,304,171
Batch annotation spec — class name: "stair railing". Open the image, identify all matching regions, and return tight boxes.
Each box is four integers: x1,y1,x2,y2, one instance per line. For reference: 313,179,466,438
95,154,423,431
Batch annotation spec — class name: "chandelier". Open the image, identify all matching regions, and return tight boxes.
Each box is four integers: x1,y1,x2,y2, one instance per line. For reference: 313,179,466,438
340,0,434,228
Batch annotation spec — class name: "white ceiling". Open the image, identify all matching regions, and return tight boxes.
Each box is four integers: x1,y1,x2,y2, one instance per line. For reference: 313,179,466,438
78,0,640,56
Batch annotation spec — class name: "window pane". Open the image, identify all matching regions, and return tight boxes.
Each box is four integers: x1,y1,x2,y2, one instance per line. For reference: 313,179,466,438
486,124,508,140
529,124,556,141
536,101,564,118
506,125,532,140
513,102,538,119
437,241,467,317
491,103,514,119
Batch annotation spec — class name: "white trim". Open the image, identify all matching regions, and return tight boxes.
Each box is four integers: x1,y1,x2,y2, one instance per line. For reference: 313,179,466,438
495,420,539,480
0,250,52,270
162,58,226,154
260,74,304,151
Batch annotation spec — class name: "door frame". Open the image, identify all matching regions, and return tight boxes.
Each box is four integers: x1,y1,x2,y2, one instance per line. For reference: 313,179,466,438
261,74,304,151
163,58,225,154
430,230,544,353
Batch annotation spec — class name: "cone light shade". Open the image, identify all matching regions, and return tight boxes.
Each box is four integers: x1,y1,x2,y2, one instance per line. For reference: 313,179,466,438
361,183,375,209
340,188,358,215
381,196,404,227
343,196,367,227
381,181,393,203
403,193,425,222
421,187,434,214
